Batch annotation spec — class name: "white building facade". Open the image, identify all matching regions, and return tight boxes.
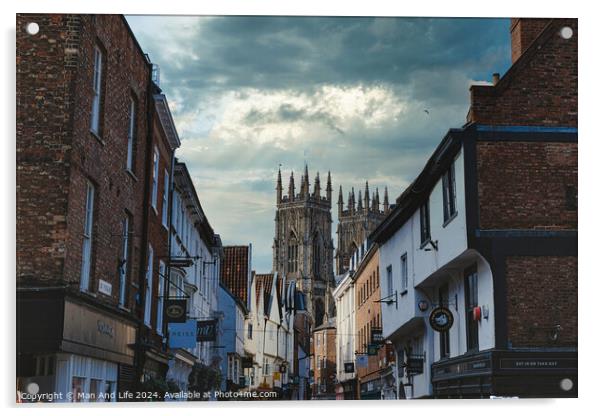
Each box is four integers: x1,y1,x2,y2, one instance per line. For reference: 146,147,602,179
333,270,356,400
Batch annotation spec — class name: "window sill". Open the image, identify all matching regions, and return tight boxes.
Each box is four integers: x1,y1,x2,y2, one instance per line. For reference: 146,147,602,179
442,211,458,228
118,304,131,313
125,169,138,182
90,129,105,146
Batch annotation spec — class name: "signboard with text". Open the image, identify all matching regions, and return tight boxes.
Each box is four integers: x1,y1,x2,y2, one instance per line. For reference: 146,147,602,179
196,319,218,342
168,319,197,349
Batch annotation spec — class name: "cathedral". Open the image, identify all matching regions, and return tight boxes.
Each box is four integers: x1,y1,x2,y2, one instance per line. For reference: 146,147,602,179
272,165,335,327
272,165,390,327
336,182,390,275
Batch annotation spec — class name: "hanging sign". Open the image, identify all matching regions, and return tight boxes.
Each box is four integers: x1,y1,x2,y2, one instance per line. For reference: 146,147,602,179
344,362,355,373
406,356,424,376
165,299,187,323
371,327,384,345
196,319,218,342
356,355,368,369
367,344,379,356
242,357,253,368
429,306,454,332
168,319,197,349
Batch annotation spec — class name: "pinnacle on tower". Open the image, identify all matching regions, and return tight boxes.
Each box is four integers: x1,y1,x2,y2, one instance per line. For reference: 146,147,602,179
276,167,283,203
326,171,332,203
384,186,390,214
288,171,295,201
357,190,363,211
303,163,310,197
338,185,343,215
375,188,380,211
351,187,356,214
364,181,370,213
314,172,321,198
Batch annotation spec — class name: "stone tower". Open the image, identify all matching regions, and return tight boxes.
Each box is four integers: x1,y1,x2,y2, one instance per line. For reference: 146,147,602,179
336,182,390,274
273,165,335,327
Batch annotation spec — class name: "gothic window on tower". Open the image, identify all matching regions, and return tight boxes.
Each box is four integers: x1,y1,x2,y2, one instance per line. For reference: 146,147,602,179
313,235,321,279
288,239,298,273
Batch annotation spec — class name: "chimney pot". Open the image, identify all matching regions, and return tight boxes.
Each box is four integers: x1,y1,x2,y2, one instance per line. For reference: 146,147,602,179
492,73,500,85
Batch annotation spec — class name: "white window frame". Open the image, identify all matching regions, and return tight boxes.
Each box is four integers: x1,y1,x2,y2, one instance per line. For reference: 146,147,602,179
151,146,159,210
161,169,169,227
144,245,154,327
400,253,408,291
80,182,95,292
157,260,165,334
90,46,103,135
126,97,135,171
386,265,393,297
118,216,129,306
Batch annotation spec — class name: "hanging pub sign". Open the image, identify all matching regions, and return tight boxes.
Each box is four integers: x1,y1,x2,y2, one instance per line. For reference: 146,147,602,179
371,327,384,345
241,356,253,368
165,299,187,323
168,319,197,349
367,344,379,356
344,362,355,373
405,356,424,376
429,306,454,332
196,319,218,342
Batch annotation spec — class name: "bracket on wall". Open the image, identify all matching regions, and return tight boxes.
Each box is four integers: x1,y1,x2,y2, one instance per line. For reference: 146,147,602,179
374,291,398,309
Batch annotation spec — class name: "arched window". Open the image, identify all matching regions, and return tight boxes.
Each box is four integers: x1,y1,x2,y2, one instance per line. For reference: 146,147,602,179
287,232,298,273
313,234,321,279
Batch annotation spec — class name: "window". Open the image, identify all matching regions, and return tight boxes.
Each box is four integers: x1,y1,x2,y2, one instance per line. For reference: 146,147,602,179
144,245,154,326
71,377,86,402
126,96,136,171
442,162,457,223
465,266,479,351
80,181,95,292
287,241,298,273
151,146,159,210
90,46,104,135
118,215,130,306
386,265,393,297
400,253,408,292
157,260,166,334
162,170,169,227
438,285,450,359
263,357,270,376
248,323,253,339
420,201,431,245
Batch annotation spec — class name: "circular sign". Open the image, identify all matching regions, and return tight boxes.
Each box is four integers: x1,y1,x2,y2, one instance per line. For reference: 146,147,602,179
429,306,454,332
166,303,185,319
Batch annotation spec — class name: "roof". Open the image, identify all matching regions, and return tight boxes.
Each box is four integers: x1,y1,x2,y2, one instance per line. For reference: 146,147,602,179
220,246,250,306
254,272,274,316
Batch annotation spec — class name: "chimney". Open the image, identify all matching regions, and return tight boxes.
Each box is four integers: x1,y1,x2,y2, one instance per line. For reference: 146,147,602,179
492,73,500,85
510,18,550,64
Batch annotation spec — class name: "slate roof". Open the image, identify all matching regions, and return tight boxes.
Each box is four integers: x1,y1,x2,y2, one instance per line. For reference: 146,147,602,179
220,245,250,306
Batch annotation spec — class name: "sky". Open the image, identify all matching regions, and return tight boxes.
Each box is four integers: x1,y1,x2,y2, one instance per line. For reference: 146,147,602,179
125,15,511,272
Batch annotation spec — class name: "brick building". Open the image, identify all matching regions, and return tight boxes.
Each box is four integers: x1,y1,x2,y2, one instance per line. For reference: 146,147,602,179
135,84,181,384
371,18,577,398
311,322,336,399
17,14,153,400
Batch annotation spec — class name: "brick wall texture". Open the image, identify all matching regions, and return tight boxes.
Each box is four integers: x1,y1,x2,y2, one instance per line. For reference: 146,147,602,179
506,256,577,347
17,14,151,312
469,18,577,127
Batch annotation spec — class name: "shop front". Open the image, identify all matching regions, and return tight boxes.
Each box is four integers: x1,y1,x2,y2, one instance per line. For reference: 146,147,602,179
431,349,578,398
17,290,137,402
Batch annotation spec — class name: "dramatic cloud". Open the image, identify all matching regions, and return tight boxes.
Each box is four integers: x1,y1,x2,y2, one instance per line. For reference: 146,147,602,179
126,15,511,271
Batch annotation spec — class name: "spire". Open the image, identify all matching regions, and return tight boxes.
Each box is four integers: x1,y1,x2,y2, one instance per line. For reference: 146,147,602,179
326,171,332,203
314,172,321,198
364,181,370,213
384,186,390,214
357,190,363,211
371,191,376,211
288,171,295,201
375,188,380,211
338,185,343,216
303,163,310,197
351,187,356,214
276,167,283,204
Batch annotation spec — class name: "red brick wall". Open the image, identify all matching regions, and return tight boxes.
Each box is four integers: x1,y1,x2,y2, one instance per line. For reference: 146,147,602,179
469,18,577,127
477,141,577,230
312,327,337,395
506,256,577,347
510,18,550,64
17,14,151,312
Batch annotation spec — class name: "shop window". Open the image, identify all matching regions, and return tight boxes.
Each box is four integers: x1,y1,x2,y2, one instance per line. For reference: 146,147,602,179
71,377,85,402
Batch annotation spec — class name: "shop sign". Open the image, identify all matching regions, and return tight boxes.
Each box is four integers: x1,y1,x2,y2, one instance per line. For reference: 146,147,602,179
406,356,424,376
344,362,355,373
242,357,253,368
356,355,368,368
371,327,384,345
429,306,454,332
196,319,217,342
165,299,187,323
168,319,197,349
367,344,379,356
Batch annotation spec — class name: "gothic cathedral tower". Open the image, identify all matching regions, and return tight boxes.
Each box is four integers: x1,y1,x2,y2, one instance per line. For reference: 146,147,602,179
273,165,335,327
335,182,390,275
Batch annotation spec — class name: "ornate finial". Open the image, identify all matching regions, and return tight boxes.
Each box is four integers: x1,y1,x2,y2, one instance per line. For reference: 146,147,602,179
288,171,295,201
358,190,363,210
276,166,283,203
384,186,390,214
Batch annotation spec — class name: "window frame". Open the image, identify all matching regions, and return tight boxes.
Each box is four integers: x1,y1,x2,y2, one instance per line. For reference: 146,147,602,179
161,169,169,227
151,146,159,210
386,265,393,297
118,215,130,307
464,265,479,352
442,162,457,225
144,245,154,327
80,181,95,292
420,200,431,246
90,45,104,136
400,253,408,293
126,95,137,172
